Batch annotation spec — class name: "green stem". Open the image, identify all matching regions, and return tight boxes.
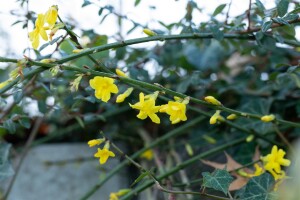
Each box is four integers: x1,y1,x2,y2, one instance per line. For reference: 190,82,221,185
79,116,205,200
120,137,246,200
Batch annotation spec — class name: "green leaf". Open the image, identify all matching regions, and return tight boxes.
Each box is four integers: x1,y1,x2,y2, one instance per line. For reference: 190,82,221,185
82,0,91,7
290,73,300,88
0,142,14,181
277,0,289,17
283,13,299,21
256,0,265,12
272,17,289,25
13,90,23,104
38,100,47,114
3,119,16,134
261,21,273,32
75,116,85,128
212,4,227,17
202,169,234,195
210,25,224,41
19,116,31,129
134,0,141,7
130,170,150,187
239,173,276,200
98,7,104,16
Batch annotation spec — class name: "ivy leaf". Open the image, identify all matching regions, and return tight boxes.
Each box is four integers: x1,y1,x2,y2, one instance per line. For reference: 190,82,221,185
202,169,234,195
0,142,15,181
135,0,141,7
238,173,276,200
212,4,227,17
277,0,289,17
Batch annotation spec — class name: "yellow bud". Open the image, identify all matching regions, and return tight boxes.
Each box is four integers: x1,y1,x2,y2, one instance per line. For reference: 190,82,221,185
246,134,254,142
116,189,131,196
261,114,275,122
0,80,11,89
143,28,157,36
204,96,221,106
116,87,134,103
202,135,217,144
87,138,105,147
227,114,237,120
115,69,127,77
40,58,56,63
185,143,194,156
210,110,221,124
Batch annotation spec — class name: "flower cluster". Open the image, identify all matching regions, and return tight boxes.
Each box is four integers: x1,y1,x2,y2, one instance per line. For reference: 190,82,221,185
87,138,115,165
89,70,189,125
29,6,59,49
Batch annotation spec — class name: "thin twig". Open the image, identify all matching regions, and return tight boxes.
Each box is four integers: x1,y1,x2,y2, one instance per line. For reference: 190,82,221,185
3,117,44,200
247,0,252,31
273,124,295,155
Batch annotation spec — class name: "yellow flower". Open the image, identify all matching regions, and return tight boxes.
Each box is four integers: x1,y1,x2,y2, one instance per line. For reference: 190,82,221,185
130,92,161,124
89,76,119,102
143,28,157,36
245,164,265,178
94,146,115,165
87,139,105,147
116,87,134,103
140,149,154,160
29,14,48,49
209,110,223,124
227,114,237,120
159,97,189,124
261,145,291,180
109,193,119,200
44,5,58,28
204,96,221,106
116,69,127,77
261,114,275,122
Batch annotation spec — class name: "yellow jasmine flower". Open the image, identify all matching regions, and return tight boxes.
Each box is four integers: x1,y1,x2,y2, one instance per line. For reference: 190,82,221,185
44,5,58,28
29,14,48,49
87,138,105,147
227,114,237,120
94,146,115,165
143,28,157,36
109,193,119,200
159,97,189,124
116,87,134,103
261,114,275,122
89,76,119,102
116,69,127,77
209,110,223,124
261,145,291,180
130,92,161,124
140,149,154,160
204,96,222,106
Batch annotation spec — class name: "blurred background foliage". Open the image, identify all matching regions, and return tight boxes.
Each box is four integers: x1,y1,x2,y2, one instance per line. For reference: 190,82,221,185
0,0,300,199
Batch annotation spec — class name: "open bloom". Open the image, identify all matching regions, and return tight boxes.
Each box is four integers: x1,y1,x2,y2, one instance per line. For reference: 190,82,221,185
130,92,161,124
261,145,291,180
94,146,115,165
89,76,119,102
29,14,48,49
116,87,134,103
44,5,58,28
160,97,189,124
204,96,221,106
140,149,154,160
